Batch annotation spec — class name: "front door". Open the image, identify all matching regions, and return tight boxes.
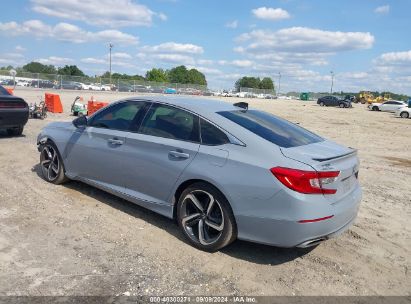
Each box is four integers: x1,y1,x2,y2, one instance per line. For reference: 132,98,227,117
65,100,146,191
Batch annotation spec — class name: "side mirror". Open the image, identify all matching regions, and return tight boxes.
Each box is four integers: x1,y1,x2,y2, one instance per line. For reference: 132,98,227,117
73,115,88,128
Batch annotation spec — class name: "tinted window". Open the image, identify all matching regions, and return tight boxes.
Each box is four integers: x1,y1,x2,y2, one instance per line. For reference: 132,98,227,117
0,85,11,95
384,102,393,105
139,104,199,142
218,110,323,148
89,101,145,131
200,119,229,145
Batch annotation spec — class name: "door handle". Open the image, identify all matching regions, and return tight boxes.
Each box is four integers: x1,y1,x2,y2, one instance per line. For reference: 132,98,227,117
169,150,190,159
108,138,124,145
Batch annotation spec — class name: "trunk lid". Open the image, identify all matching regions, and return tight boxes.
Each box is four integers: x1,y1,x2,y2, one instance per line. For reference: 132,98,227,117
280,140,360,204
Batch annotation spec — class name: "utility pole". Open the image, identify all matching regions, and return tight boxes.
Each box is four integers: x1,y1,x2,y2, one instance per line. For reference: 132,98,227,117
278,72,281,96
330,71,334,94
109,43,113,86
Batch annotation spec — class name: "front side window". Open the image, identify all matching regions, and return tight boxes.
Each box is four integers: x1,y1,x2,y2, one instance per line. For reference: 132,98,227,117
200,119,229,146
89,101,145,131
139,104,199,142
218,110,323,148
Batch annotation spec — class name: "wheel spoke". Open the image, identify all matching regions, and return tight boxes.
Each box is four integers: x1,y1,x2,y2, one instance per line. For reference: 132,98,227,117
182,213,201,227
44,146,52,159
47,165,54,180
206,196,215,216
205,218,224,232
51,163,59,174
185,194,204,213
41,159,51,167
198,219,209,245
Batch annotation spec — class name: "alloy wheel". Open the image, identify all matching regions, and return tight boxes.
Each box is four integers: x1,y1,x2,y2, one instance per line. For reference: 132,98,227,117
400,112,409,118
180,190,224,246
40,145,60,182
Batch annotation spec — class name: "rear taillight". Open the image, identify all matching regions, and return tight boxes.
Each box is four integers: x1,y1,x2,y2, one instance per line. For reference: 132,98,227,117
270,167,340,195
0,102,27,108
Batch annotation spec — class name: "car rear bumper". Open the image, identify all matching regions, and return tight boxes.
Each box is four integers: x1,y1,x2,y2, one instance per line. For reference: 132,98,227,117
0,108,29,129
235,185,362,247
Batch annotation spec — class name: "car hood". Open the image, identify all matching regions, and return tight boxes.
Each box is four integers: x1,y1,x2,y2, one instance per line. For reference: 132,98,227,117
44,121,74,130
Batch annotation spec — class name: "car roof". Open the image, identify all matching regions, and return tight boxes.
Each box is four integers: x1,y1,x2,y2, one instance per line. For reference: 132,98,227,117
128,95,238,114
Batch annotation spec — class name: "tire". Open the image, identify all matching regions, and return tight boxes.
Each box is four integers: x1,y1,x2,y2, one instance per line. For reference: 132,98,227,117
319,101,324,106
39,141,69,184
339,103,345,108
400,111,409,118
6,126,23,136
372,106,379,111
176,182,237,252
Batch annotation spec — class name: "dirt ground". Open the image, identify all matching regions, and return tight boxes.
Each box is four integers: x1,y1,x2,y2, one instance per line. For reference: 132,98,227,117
0,88,410,296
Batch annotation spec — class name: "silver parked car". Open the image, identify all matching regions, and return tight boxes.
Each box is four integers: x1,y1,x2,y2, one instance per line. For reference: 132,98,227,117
37,97,362,251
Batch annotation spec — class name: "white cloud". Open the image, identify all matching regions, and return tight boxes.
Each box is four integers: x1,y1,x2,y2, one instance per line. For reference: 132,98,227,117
197,59,214,65
377,50,411,66
15,45,26,52
252,7,290,21
30,0,165,27
374,5,390,14
140,42,204,54
36,56,74,65
225,20,238,29
0,20,138,45
230,60,254,68
152,54,195,65
236,27,374,53
81,57,106,64
111,52,132,59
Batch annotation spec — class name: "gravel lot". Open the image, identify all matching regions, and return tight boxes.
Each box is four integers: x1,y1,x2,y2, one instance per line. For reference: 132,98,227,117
0,88,410,296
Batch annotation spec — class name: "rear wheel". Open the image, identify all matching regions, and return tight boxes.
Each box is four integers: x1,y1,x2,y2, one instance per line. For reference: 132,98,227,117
6,126,23,136
177,182,237,252
339,103,345,108
400,111,409,118
39,142,68,184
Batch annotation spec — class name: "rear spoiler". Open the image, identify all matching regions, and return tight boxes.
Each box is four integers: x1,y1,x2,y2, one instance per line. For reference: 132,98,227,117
312,149,357,162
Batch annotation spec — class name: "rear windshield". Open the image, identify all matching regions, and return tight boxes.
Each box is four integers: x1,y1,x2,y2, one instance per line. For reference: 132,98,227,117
218,110,323,148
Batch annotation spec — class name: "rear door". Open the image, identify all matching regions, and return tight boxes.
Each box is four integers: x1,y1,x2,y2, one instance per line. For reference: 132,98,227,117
65,100,146,190
123,103,200,205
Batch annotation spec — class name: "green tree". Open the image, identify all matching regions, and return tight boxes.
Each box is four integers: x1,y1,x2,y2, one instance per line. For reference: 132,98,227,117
259,77,274,90
235,76,261,91
22,61,56,74
168,65,189,83
187,69,207,85
57,65,85,76
145,68,168,82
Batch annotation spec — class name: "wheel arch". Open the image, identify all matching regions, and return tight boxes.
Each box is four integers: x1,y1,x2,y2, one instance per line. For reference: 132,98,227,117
172,178,233,220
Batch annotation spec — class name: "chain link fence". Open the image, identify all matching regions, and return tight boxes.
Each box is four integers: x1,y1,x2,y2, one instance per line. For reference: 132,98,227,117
0,70,208,95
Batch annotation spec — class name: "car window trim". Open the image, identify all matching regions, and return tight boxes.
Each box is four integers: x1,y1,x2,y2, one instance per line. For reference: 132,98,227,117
199,117,230,146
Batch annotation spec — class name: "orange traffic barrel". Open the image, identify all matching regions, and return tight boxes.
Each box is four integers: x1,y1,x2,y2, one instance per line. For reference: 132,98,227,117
88,100,108,116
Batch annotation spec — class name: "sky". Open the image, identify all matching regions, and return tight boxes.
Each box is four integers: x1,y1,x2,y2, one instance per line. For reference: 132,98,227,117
0,0,410,94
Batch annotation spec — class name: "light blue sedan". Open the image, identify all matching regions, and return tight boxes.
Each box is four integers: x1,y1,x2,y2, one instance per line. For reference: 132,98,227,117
37,96,361,251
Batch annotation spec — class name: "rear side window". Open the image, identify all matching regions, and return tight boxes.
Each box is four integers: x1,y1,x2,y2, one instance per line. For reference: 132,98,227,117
218,110,323,148
200,119,229,146
139,104,200,142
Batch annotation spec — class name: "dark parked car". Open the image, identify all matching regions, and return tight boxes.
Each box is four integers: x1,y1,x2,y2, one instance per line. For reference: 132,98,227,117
55,81,82,90
117,85,133,92
317,96,351,108
30,80,55,89
0,85,29,136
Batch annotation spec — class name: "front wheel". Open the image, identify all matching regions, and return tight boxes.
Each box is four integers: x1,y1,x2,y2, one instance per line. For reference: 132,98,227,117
339,103,345,108
372,106,379,111
177,182,237,252
39,142,68,184
319,101,324,106
400,111,409,118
